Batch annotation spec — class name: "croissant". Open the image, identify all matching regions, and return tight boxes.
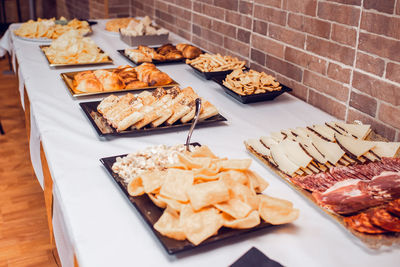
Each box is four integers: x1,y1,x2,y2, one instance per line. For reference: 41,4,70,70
156,43,175,55
182,45,202,59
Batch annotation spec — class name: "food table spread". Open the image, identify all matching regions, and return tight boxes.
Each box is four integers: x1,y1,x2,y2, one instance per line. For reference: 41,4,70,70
2,20,399,267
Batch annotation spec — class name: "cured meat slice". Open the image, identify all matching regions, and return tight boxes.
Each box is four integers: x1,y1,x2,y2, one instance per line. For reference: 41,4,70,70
387,199,400,217
344,213,387,234
367,171,400,200
369,208,400,232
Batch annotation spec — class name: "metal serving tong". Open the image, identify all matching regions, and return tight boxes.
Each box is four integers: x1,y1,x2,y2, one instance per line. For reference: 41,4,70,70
186,98,202,151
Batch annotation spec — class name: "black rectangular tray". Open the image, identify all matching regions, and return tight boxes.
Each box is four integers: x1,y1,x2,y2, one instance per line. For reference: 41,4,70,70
187,63,239,80
100,154,275,255
118,49,185,66
80,100,227,137
212,76,292,104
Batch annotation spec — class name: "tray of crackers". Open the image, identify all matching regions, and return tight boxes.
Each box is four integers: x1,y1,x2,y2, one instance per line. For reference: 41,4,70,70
186,53,246,80
118,43,203,65
79,87,227,136
60,64,177,97
212,69,292,104
244,121,400,249
101,144,299,254
39,30,112,67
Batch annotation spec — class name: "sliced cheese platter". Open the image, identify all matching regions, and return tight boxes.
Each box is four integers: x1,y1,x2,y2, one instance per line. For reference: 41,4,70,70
245,121,400,249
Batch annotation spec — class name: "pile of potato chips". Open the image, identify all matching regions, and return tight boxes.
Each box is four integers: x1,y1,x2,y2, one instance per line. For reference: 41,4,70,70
186,53,246,72
223,69,282,96
14,17,90,39
42,30,109,64
127,145,299,245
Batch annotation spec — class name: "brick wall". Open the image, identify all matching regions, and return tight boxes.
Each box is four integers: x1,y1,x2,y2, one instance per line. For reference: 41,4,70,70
125,0,400,141
56,0,107,19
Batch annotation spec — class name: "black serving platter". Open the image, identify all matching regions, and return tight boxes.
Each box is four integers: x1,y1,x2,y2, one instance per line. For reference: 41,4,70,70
118,49,185,66
100,154,275,255
187,63,241,80
79,101,227,137
212,76,293,104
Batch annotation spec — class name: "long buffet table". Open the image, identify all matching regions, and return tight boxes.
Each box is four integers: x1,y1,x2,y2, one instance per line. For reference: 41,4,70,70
1,20,399,267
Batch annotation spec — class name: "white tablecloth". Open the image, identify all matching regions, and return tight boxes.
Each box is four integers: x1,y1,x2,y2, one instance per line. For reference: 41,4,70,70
2,20,399,267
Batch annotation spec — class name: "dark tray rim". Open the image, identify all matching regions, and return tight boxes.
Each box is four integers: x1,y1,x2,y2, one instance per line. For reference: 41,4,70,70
79,100,227,137
118,48,185,66
100,153,275,255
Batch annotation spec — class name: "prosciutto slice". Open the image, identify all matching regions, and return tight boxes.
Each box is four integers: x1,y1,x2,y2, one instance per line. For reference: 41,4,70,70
312,171,400,215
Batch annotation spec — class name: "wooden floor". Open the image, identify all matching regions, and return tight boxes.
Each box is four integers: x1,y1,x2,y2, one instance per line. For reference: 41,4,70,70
0,57,58,267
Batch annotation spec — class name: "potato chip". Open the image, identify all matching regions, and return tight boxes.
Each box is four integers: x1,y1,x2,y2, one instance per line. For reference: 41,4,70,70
218,170,249,185
179,205,223,245
214,198,252,219
157,195,185,213
160,169,193,202
244,169,269,193
154,207,186,240
222,210,260,229
258,195,299,225
176,153,212,170
190,146,218,158
140,170,165,193
187,180,230,211
217,159,252,171
127,176,145,196
148,193,167,208
225,180,259,210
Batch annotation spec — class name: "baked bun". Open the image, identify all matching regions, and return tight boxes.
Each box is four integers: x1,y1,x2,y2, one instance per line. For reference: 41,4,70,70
182,45,202,59
93,70,124,91
74,71,104,93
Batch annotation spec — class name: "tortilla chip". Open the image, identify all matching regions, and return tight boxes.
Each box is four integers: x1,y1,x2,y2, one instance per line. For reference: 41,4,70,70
258,195,299,225
157,195,185,213
214,198,252,219
140,170,165,194
179,205,223,245
187,180,230,211
226,180,259,210
222,210,260,229
177,153,212,170
219,170,249,185
244,170,269,193
154,207,186,240
160,169,194,202
217,159,252,171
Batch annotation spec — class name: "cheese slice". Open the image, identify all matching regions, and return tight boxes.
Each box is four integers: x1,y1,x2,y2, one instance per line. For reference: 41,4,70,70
270,144,300,176
310,124,336,142
293,127,314,138
270,132,285,142
279,139,312,168
260,136,279,148
334,133,375,158
371,141,400,158
294,136,327,164
310,135,345,165
325,122,348,136
245,139,271,157
334,121,371,139
281,129,296,140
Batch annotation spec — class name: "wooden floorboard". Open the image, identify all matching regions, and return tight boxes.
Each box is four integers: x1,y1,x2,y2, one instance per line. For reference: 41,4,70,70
0,57,58,267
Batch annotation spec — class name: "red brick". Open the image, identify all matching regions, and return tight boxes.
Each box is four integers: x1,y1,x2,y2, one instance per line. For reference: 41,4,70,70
327,63,352,84
306,36,355,66
251,34,285,58
303,70,349,101
386,62,400,84
192,35,209,51
268,24,305,48
198,28,224,45
326,0,361,5
156,10,174,23
285,47,327,75
224,37,249,56
318,2,360,26
283,0,317,16
397,131,400,142
266,55,303,82
193,14,212,29
254,4,287,26
253,19,268,35
276,74,308,101
251,48,266,65
308,90,346,120
208,42,229,55
225,11,252,29
379,104,400,130
250,62,277,76
155,1,168,10
255,0,282,8
288,13,331,39
350,91,377,117
331,24,357,47
363,0,395,14
215,0,239,11
175,0,192,9
212,21,236,39
358,32,400,62
360,12,400,40
167,5,191,20
397,1,400,15
202,3,225,20
352,71,400,106
355,52,385,77
193,2,202,12
192,24,201,36
239,0,253,14
347,108,396,141
237,28,251,43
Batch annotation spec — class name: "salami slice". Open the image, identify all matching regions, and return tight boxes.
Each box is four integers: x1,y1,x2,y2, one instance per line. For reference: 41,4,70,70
369,208,400,232
344,212,387,234
387,199,400,217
